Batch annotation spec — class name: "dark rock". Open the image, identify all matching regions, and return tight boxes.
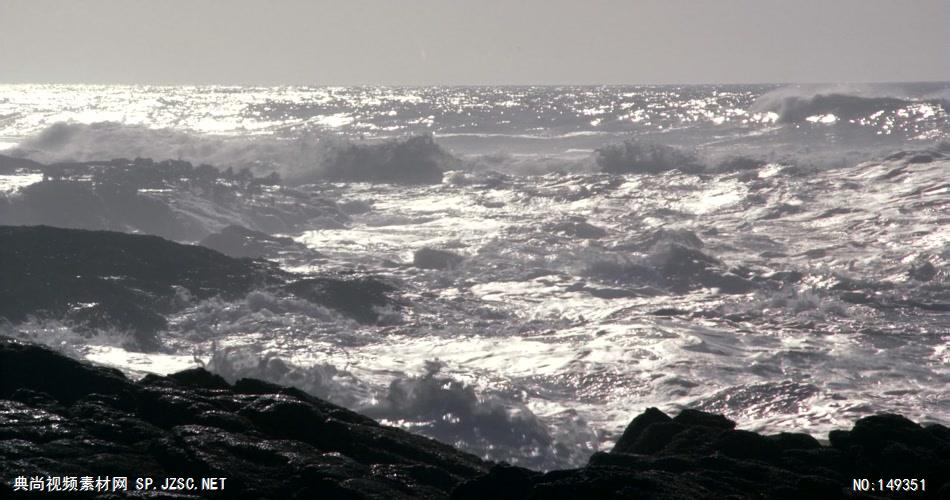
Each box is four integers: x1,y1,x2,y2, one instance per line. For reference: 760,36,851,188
651,243,756,294
3,343,949,499
200,224,314,259
847,414,938,450
0,338,487,499
0,337,131,404
907,153,936,164
712,429,782,460
414,248,465,270
338,199,374,215
453,407,950,499
284,276,400,324
0,225,282,348
625,421,688,455
612,407,672,453
641,228,704,250
649,307,689,316
166,368,232,390
716,156,767,172
452,463,541,500
1,225,402,346
767,432,822,451
671,409,736,430
548,218,608,239
909,261,938,282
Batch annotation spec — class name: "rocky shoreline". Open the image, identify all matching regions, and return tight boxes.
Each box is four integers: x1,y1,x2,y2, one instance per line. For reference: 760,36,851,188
0,225,401,350
1,338,947,499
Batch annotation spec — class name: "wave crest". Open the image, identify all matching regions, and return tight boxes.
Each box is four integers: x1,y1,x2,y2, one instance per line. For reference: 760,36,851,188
12,122,461,185
751,86,949,124
595,140,703,174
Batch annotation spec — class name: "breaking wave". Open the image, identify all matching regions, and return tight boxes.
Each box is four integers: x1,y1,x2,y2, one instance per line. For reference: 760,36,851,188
11,122,463,184
751,85,950,124
204,350,596,469
205,344,372,408
366,360,586,469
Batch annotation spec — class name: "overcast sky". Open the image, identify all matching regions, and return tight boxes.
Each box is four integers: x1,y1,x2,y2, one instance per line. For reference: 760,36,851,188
1,0,947,85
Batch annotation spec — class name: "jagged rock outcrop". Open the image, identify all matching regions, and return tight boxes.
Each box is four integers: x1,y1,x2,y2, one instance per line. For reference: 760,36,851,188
285,275,401,324
413,248,464,270
199,225,317,260
0,226,281,349
454,407,950,499
0,226,400,348
547,217,608,239
1,340,947,499
0,338,488,499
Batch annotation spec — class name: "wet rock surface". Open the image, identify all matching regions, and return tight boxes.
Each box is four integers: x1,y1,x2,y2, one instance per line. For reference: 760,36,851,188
0,338,488,499
454,407,950,500
413,248,465,270
547,217,608,239
284,275,401,324
199,225,318,260
0,225,282,349
0,226,401,348
1,340,946,499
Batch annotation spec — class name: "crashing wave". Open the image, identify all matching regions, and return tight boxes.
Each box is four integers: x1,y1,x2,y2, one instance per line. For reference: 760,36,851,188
365,360,590,469
203,350,593,469
204,344,371,408
12,122,317,177
11,122,461,185
595,140,703,174
751,87,949,124
314,135,457,185
0,157,345,240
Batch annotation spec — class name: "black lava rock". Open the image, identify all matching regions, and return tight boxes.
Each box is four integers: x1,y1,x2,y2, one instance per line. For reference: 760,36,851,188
284,276,401,324
413,248,465,270
199,224,315,259
0,226,402,348
0,338,487,499
0,225,282,349
548,218,608,239
3,342,947,499
454,407,950,499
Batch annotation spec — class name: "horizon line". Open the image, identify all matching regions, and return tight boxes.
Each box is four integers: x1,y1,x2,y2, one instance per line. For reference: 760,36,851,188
2,80,949,88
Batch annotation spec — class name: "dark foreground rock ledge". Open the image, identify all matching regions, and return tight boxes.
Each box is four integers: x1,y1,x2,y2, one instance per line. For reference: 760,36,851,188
0,225,402,350
1,338,947,499
0,337,487,499
455,408,950,500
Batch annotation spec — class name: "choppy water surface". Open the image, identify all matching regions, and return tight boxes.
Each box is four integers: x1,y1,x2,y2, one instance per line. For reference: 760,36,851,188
2,83,948,469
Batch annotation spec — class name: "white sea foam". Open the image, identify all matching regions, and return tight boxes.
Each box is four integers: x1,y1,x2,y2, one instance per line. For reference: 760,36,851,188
4,83,948,470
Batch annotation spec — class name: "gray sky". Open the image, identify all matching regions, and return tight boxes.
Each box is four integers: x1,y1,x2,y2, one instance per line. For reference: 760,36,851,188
1,0,948,85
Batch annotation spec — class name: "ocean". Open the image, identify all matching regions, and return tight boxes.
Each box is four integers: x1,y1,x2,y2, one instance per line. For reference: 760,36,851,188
1,82,948,470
